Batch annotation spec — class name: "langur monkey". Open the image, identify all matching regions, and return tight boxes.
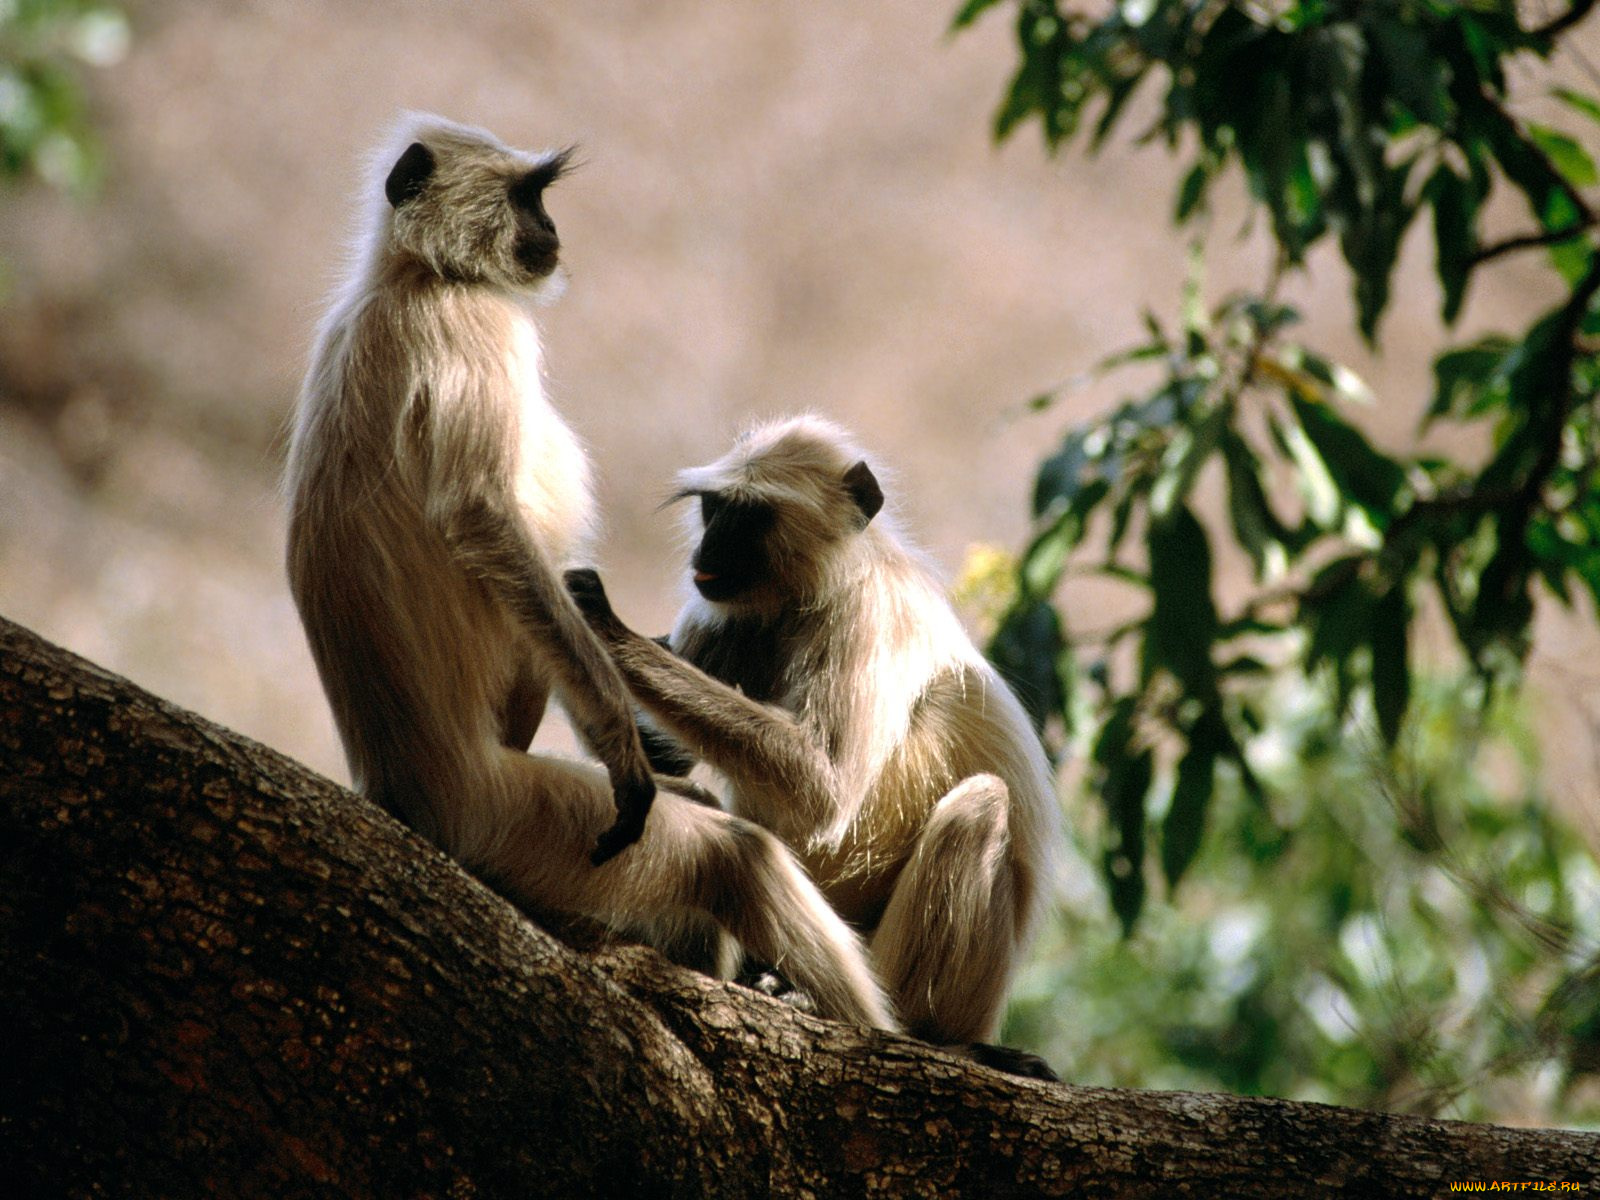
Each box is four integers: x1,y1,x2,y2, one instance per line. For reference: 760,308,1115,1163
566,416,1061,1067
285,115,895,1031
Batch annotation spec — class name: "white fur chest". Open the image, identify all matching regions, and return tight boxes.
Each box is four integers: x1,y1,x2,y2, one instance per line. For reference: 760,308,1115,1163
505,313,596,564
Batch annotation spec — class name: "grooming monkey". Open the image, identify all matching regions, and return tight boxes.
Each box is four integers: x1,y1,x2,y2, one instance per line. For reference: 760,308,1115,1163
286,116,895,1031
566,416,1061,1062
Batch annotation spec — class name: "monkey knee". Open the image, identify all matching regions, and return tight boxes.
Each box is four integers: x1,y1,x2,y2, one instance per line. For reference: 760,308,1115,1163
933,773,1009,824
920,774,1010,868
696,821,782,926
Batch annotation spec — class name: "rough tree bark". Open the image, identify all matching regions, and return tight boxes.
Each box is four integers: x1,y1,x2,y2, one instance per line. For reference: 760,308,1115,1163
0,614,1595,1199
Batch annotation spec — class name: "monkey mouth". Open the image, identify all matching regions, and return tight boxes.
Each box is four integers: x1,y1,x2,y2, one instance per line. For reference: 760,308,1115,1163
693,570,741,602
514,238,561,277
522,252,560,278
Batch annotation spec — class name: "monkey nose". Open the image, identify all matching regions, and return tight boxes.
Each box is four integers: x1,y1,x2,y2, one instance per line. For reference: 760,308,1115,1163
694,571,717,583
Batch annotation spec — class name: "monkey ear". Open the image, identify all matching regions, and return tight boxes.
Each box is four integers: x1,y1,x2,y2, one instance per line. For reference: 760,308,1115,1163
385,142,435,208
842,460,884,525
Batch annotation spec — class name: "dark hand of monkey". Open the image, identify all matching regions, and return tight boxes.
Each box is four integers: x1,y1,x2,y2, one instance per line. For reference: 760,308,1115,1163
564,568,627,639
962,1042,1060,1082
590,771,655,866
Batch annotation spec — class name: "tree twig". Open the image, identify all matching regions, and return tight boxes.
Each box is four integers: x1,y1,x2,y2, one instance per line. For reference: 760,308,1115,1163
1529,0,1599,42
1469,220,1597,266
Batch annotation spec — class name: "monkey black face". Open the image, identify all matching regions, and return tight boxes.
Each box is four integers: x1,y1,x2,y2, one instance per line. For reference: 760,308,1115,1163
690,460,884,604
692,493,777,602
507,149,571,277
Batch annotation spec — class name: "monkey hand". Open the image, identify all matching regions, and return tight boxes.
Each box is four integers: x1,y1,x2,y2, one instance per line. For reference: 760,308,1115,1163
590,771,656,866
564,568,626,639
962,1042,1060,1082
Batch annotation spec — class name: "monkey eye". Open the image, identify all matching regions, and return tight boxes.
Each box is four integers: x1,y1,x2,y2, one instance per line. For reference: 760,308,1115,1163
699,492,726,524
509,148,575,212
508,171,547,213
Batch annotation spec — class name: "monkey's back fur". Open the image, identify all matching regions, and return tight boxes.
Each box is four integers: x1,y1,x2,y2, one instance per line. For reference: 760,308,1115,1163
289,272,588,858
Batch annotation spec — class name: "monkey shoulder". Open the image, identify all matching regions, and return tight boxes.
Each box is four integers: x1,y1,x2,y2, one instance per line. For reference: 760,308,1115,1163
898,662,1034,774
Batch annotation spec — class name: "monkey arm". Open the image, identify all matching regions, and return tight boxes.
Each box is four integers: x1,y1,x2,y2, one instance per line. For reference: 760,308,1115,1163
639,714,698,777
565,569,841,842
636,636,700,776
438,499,655,864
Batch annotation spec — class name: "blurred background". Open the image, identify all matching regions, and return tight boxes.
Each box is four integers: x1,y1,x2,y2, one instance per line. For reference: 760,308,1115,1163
4,0,1600,1126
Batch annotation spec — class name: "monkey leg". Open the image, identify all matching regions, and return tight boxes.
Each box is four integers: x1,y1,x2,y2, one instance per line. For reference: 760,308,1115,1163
870,773,1021,1046
636,911,737,980
628,774,733,979
474,749,898,1032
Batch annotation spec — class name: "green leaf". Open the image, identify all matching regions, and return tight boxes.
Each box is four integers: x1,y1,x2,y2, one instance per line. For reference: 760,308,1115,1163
1370,581,1410,746
989,599,1070,733
1020,479,1108,596
1108,487,1138,557
1475,309,1568,495
1462,511,1536,669
950,0,1006,30
1455,13,1513,94
994,9,1074,145
1553,87,1600,127
1428,338,1516,423
1221,429,1292,578
1567,502,1600,613
1302,556,1374,715
1525,514,1581,605
1304,558,1369,663
1270,341,1372,406
1339,160,1420,341
1237,297,1302,338
1472,101,1568,233
1274,412,1342,530
1095,696,1152,935
1219,653,1273,676
1032,431,1091,518
1092,74,1146,152
1093,338,1171,375
1176,159,1210,222
1143,503,1218,692
1161,724,1221,890
1150,401,1227,517
1242,62,1308,257
1527,122,1599,188
1289,392,1407,523
1370,16,1453,126
1424,163,1479,325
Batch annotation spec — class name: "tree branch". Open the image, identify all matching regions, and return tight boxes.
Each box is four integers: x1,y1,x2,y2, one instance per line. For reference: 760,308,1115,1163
1,614,1595,1197
1469,220,1596,266
1472,85,1595,234
1530,0,1599,42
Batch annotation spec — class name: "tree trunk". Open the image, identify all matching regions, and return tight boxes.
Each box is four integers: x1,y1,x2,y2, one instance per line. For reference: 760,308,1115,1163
0,614,1594,1198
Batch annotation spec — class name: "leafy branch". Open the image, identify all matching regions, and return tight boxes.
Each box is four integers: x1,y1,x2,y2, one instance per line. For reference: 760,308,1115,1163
962,0,1600,931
